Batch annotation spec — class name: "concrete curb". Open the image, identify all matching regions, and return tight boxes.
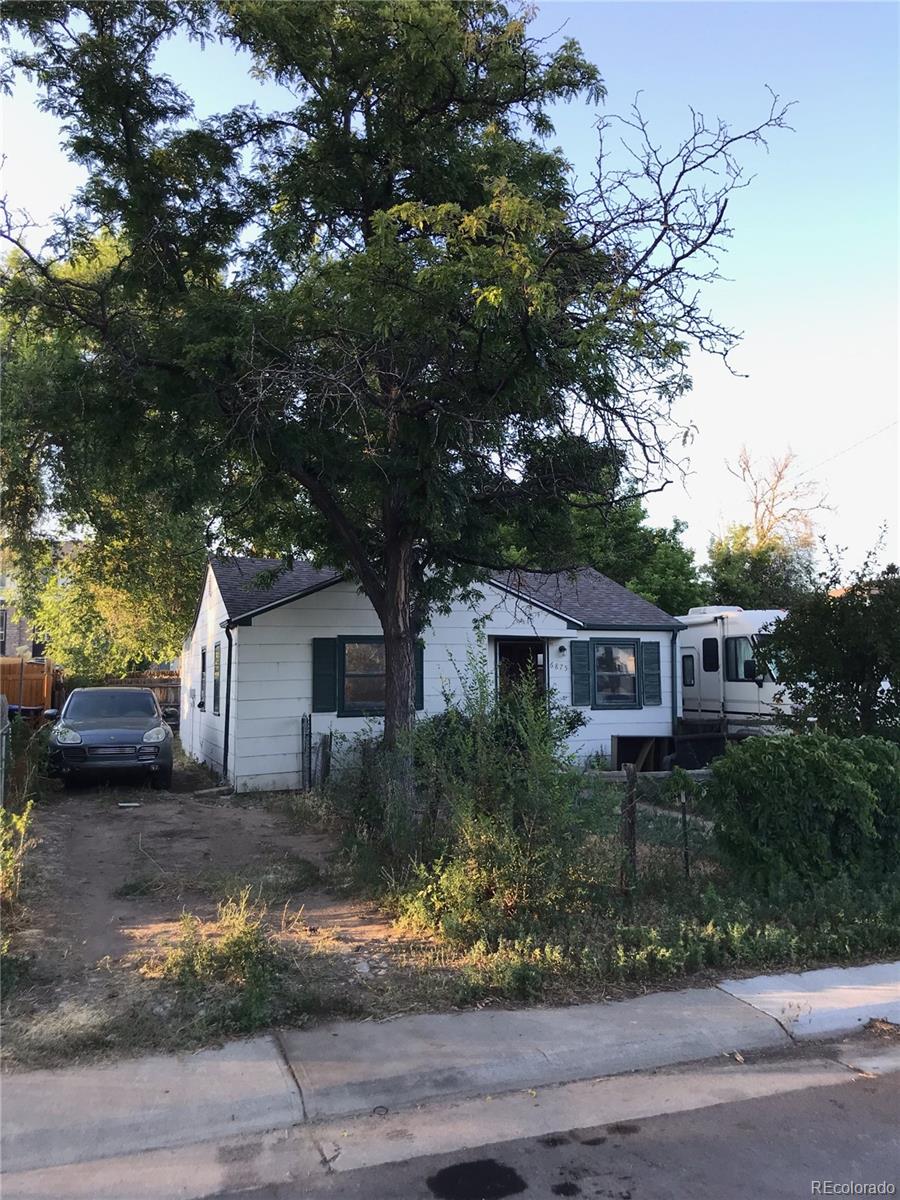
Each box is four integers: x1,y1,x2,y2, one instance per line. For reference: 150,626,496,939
719,961,900,1040
1,1056,868,1200
0,1037,303,1175
278,986,788,1120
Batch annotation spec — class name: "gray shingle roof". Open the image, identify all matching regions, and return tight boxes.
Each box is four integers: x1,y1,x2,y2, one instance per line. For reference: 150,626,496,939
209,556,680,629
494,568,682,629
211,556,342,620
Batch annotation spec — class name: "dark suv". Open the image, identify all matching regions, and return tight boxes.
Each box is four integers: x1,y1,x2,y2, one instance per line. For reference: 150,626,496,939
47,687,174,789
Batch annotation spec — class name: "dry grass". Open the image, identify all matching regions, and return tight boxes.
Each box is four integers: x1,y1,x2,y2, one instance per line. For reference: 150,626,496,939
865,1018,900,1042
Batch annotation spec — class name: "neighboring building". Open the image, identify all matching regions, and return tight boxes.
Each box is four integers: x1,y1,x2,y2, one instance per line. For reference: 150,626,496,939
181,557,684,792
0,565,42,659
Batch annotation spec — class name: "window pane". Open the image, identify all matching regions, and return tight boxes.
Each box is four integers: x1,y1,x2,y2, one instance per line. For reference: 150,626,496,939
702,638,719,672
595,644,636,675
342,639,386,711
682,654,695,688
213,643,221,714
594,643,637,705
344,642,385,673
344,675,386,707
725,636,754,681
66,690,157,719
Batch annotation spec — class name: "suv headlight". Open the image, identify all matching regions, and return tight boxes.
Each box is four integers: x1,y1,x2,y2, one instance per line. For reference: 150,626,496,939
55,725,82,744
143,725,168,743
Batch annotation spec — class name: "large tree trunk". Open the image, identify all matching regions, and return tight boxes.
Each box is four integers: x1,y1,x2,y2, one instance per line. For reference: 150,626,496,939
378,537,420,835
382,614,417,750
381,536,417,751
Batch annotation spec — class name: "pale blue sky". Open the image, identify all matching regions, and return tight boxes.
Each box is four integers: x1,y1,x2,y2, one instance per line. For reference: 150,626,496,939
3,1,898,568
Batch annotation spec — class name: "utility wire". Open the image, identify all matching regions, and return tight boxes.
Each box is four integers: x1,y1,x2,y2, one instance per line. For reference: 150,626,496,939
795,420,898,479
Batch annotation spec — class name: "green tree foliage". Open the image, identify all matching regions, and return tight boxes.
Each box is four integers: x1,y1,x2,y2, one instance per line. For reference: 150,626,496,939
705,524,815,609
761,555,900,739
1,1,789,749
12,514,204,678
572,495,705,615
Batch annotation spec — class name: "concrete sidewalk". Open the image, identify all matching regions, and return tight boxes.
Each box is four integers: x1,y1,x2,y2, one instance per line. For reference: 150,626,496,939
2,961,898,1193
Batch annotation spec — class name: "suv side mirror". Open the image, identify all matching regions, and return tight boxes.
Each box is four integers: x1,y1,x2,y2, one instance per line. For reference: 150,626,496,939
43,708,59,720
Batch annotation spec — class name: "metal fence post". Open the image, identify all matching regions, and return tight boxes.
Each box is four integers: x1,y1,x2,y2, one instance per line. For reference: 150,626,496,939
680,789,690,879
620,762,638,892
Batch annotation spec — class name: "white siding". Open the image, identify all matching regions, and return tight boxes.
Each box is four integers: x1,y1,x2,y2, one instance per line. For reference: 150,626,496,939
180,565,237,779
224,579,679,792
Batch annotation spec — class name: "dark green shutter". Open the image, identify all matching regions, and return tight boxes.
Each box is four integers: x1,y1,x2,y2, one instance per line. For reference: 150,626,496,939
641,641,662,706
570,640,591,706
312,638,338,712
415,642,424,711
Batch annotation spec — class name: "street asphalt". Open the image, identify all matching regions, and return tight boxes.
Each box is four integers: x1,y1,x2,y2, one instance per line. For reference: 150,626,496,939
222,1072,899,1200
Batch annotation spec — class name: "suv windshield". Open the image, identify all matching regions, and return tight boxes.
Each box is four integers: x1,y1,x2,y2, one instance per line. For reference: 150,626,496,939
64,691,158,720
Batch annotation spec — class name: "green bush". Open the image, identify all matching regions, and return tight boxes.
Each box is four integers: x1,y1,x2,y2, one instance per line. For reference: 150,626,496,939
0,801,34,912
329,646,603,944
707,733,900,893
154,889,284,1031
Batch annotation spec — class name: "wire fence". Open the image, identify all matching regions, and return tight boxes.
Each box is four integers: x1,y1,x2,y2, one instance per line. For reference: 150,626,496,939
589,767,715,889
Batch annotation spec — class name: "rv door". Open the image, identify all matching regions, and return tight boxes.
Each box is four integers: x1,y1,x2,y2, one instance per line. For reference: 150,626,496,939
699,632,723,716
681,649,700,714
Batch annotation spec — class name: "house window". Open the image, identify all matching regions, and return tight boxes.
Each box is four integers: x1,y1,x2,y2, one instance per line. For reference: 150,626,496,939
0,606,7,657
213,642,221,715
199,648,207,709
702,637,720,672
592,640,640,709
339,638,386,716
682,654,696,688
725,636,755,682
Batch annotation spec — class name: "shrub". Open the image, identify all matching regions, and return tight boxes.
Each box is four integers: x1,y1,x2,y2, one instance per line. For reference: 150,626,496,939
0,801,35,912
7,718,50,806
707,733,900,893
1,718,46,916
329,647,603,944
152,889,284,1031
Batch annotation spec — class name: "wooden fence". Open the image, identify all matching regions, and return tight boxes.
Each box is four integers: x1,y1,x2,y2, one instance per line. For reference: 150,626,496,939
0,657,61,712
100,672,181,721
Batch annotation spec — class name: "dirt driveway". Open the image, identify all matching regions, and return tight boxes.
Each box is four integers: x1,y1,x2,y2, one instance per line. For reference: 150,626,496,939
2,762,451,1070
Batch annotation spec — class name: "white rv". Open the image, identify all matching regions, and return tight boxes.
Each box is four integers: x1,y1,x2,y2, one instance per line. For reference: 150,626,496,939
677,606,786,733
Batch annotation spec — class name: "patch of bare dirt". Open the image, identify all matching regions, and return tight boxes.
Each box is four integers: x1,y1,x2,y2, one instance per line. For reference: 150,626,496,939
2,766,451,1069
21,773,419,972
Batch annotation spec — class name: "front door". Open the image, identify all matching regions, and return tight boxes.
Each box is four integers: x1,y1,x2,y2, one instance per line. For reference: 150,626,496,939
496,639,546,695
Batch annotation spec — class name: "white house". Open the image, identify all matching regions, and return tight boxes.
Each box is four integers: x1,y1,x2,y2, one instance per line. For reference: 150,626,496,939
181,557,684,792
